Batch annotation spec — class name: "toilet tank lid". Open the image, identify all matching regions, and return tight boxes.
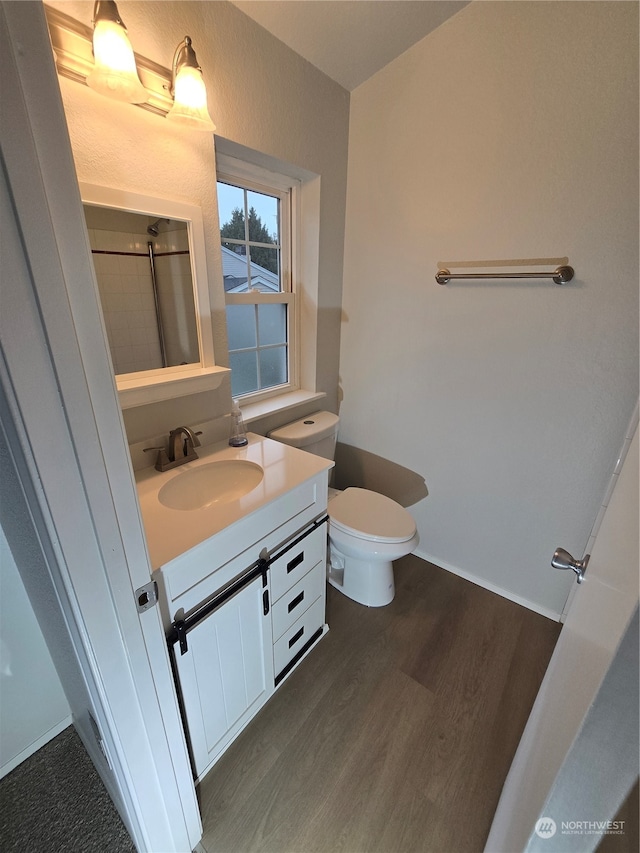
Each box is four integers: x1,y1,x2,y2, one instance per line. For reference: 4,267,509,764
268,411,339,448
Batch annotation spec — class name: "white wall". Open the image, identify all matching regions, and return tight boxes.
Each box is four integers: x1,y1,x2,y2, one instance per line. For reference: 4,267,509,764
340,1,639,616
0,525,71,778
48,0,349,443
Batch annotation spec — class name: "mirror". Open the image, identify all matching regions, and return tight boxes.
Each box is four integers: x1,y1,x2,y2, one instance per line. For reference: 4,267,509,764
80,184,228,408
83,206,199,374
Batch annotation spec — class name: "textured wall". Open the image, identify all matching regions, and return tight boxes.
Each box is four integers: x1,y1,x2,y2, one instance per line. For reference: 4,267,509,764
340,1,639,616
49,0,349,441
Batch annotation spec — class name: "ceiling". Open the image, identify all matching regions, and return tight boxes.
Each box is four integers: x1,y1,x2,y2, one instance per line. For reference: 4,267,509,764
230,1,470,91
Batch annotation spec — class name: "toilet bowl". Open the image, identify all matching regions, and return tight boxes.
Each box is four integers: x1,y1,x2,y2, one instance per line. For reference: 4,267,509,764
327,487,419,607
268,413,419,607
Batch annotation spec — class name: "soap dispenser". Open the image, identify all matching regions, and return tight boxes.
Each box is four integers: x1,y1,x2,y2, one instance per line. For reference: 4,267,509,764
228,399,248,447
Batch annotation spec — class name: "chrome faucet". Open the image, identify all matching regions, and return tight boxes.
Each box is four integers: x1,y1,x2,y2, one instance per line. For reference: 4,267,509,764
169,425,201,464
144,425,202,472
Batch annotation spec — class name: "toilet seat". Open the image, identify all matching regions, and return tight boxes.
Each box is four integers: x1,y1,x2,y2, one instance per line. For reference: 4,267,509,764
328,487,417,544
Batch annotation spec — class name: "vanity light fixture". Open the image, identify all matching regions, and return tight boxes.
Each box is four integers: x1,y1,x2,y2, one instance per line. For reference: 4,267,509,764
166,37,216,132
85,0,147,104
44,6,213,126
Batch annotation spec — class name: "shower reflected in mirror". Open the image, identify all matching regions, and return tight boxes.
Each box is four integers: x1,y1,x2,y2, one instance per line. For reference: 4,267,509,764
83,205,199,375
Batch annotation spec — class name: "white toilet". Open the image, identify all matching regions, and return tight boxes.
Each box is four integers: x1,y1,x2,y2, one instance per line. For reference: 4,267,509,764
268,412,419,607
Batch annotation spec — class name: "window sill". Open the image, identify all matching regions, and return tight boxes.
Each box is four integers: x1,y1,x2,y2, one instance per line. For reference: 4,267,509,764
240,390,326,426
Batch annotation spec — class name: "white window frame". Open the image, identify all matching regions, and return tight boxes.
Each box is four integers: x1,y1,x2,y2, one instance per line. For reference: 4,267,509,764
217,155,300,405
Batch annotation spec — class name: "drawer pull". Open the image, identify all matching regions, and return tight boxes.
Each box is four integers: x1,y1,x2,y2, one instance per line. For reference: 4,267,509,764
287,551,304,573
288,626,304,648
287,591,305,613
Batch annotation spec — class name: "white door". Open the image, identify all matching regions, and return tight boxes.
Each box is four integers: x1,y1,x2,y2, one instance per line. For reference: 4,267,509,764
173,573,274,779
485,421,639,851
2,4,201,850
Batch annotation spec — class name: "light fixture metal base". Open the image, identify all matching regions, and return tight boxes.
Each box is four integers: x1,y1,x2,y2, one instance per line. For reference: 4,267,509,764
45,5,173,117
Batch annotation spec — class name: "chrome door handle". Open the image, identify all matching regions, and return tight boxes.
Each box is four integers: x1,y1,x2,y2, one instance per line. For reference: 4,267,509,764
551,548,590,584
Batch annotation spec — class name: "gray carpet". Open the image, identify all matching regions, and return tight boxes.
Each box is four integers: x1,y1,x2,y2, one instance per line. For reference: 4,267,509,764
0,725,135,852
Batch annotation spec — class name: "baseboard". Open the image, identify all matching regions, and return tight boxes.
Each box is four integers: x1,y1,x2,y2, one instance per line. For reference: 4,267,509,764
0,714,73,780
413,548,562,622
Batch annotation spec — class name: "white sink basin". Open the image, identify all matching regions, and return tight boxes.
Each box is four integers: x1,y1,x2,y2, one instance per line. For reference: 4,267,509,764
158,460,264,511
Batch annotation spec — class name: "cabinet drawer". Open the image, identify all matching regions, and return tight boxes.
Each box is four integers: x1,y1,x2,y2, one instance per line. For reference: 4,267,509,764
270,524,326,602
273,595,324,678
271,561,324,642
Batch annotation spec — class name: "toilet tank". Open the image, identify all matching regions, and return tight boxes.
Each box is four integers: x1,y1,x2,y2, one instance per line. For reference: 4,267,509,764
268,411,339,460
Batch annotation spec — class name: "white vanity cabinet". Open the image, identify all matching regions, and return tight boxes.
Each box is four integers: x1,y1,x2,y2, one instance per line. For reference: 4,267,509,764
139,436,333,783
167,507,328,781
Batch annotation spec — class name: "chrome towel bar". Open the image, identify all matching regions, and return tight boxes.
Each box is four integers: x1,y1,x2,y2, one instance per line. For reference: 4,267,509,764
436,265,574,285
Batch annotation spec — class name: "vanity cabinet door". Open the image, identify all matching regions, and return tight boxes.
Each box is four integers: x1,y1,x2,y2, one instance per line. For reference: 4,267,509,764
172,574,274,779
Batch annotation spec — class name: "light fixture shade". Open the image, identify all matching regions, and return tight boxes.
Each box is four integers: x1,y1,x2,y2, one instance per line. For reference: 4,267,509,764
167,37,216,131
86,1,147,104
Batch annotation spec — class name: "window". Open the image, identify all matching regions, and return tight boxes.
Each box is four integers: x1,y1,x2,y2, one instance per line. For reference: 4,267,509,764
217,163,296,402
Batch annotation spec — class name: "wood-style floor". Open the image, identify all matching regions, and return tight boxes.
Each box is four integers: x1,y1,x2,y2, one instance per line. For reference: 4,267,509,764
197,554,560,853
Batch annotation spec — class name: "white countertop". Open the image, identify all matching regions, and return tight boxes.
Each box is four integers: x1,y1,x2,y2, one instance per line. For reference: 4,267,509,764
135,433,333,569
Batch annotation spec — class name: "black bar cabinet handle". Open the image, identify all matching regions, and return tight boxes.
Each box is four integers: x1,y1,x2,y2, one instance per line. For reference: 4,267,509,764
287,552,304,574
288,626,304,648
287,591,305,613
